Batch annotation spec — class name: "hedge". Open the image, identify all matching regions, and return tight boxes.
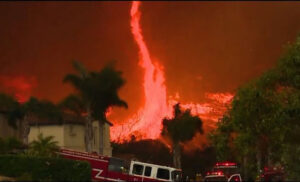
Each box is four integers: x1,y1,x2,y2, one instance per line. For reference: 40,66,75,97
0,155,91,181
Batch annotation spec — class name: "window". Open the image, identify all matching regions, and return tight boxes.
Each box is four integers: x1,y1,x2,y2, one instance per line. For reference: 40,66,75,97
132,164,144,175
172,170,182,181
69,125,76,136
144,166,152,177
108,158,128,173
157,168,170,180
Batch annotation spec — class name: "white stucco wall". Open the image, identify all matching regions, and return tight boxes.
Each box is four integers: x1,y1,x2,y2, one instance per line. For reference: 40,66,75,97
103,122,112,157
28,121,112,156
90,121,112,156
29,125,64,146
63,124,85,152
91,121,99,153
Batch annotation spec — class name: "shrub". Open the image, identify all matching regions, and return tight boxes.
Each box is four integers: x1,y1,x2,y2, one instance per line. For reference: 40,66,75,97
0,137,25,155
27,133,59,157
0,155,91,181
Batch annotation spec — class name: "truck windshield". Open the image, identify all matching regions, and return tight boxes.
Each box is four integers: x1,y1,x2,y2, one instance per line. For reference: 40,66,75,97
171,170,182,182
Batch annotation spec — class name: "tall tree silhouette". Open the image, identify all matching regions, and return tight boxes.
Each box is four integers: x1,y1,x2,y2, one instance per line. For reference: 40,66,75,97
161,103,203,169
63,61,127,153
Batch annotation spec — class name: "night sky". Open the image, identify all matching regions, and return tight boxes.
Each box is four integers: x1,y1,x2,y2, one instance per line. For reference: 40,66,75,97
0,1,300,123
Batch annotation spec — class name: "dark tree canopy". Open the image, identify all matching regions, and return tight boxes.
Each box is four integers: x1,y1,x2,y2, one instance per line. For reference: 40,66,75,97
210,34,300,180
63,60,128,153
63,61,128,121
0,93,20,128
162,103,203,143
59,94,85,116
0,93,19,112
23,97,62,123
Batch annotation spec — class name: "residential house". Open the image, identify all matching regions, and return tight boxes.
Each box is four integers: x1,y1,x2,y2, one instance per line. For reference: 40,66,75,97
28,113,113,157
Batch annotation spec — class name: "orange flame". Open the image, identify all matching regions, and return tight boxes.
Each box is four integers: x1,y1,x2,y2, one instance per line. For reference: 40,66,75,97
110,2,234,145
111,1,171,141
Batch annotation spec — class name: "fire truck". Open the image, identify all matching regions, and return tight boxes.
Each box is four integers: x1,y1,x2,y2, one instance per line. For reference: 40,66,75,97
59,149,182,182
204,162,242,182
258,166,285,182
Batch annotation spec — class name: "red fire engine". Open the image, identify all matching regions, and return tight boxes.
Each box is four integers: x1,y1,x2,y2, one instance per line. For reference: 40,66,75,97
59,149,182,182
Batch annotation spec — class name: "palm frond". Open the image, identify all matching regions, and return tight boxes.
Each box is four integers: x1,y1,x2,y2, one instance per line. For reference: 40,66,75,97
29,133,59,157
59,94,85,115
63,74,84,91
72,60,88,78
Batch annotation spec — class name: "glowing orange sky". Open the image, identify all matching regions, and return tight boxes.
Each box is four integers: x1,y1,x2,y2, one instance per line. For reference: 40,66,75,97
0,2,300,143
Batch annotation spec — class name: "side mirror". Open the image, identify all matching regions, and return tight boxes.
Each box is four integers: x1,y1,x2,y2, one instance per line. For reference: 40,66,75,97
175,174,179,181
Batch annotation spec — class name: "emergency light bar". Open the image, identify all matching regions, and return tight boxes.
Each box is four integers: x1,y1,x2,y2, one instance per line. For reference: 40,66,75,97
215,162,237,167
206,171,224,176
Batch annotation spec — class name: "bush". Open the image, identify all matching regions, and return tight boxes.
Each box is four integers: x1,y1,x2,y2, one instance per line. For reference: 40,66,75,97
27,133,60,157
0,137,25,155
0,155,91,181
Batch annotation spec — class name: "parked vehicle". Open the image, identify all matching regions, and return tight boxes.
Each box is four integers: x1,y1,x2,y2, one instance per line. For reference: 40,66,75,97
204,171,241,182
59,149,182,182
258,166,285,182
204,162,242,182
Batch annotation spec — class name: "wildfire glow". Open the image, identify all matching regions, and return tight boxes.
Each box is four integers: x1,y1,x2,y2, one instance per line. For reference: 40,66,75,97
111,1,171,141
0,75,36,103
110,1,234,144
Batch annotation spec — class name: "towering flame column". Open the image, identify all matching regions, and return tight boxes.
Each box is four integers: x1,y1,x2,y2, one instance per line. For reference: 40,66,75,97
110,2,234,142
129,1,170,139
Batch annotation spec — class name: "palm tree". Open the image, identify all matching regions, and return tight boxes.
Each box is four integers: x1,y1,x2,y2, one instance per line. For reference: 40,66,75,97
90,63,128,155
0,93,62,146
0,93,26,144
18,97,41,145
161,103,203,169
9,97,62,145
63,61,127,154
59,94,85,117
28,133,59,157
63,61,95,153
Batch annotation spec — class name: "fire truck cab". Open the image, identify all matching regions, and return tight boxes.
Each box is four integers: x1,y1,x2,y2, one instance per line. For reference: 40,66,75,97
129,160,182,182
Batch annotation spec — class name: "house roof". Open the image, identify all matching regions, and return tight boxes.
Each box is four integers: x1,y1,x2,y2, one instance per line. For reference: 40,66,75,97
28,112,113,126
28,113,85,126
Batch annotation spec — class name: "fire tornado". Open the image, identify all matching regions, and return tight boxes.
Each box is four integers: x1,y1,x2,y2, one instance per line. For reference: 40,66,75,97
111,1,171,141
110,1,233,143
